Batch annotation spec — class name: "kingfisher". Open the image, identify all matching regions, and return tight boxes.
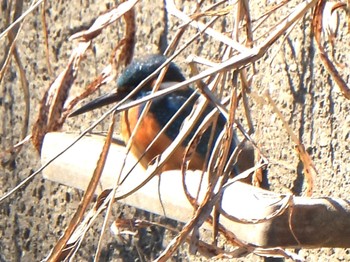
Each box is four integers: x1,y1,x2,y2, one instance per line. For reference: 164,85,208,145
70,54,254,173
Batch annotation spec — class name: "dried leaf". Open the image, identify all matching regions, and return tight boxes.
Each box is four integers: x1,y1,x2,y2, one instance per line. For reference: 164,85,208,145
322,1,346,43
69,0,138,41
322,1,347,67
191,5,234,20
32,41,91,152
313,0,350,99
63,64,113,118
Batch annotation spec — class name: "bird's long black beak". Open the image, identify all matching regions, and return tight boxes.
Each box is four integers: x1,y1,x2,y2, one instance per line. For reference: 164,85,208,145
69,91,127,117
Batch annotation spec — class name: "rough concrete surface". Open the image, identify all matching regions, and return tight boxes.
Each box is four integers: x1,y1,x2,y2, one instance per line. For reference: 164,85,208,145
0,0,349,261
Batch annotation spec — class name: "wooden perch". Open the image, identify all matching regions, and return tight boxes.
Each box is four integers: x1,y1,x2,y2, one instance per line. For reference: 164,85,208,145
41,132,350,249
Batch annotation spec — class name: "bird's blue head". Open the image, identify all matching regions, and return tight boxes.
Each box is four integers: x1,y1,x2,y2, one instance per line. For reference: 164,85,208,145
70,54,186,117
117,54,186,90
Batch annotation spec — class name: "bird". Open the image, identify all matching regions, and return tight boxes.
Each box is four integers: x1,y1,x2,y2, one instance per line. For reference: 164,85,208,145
70,54,254,173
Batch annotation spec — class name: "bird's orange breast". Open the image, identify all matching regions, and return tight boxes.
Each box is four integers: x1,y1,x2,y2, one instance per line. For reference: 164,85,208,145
121,107,205,171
